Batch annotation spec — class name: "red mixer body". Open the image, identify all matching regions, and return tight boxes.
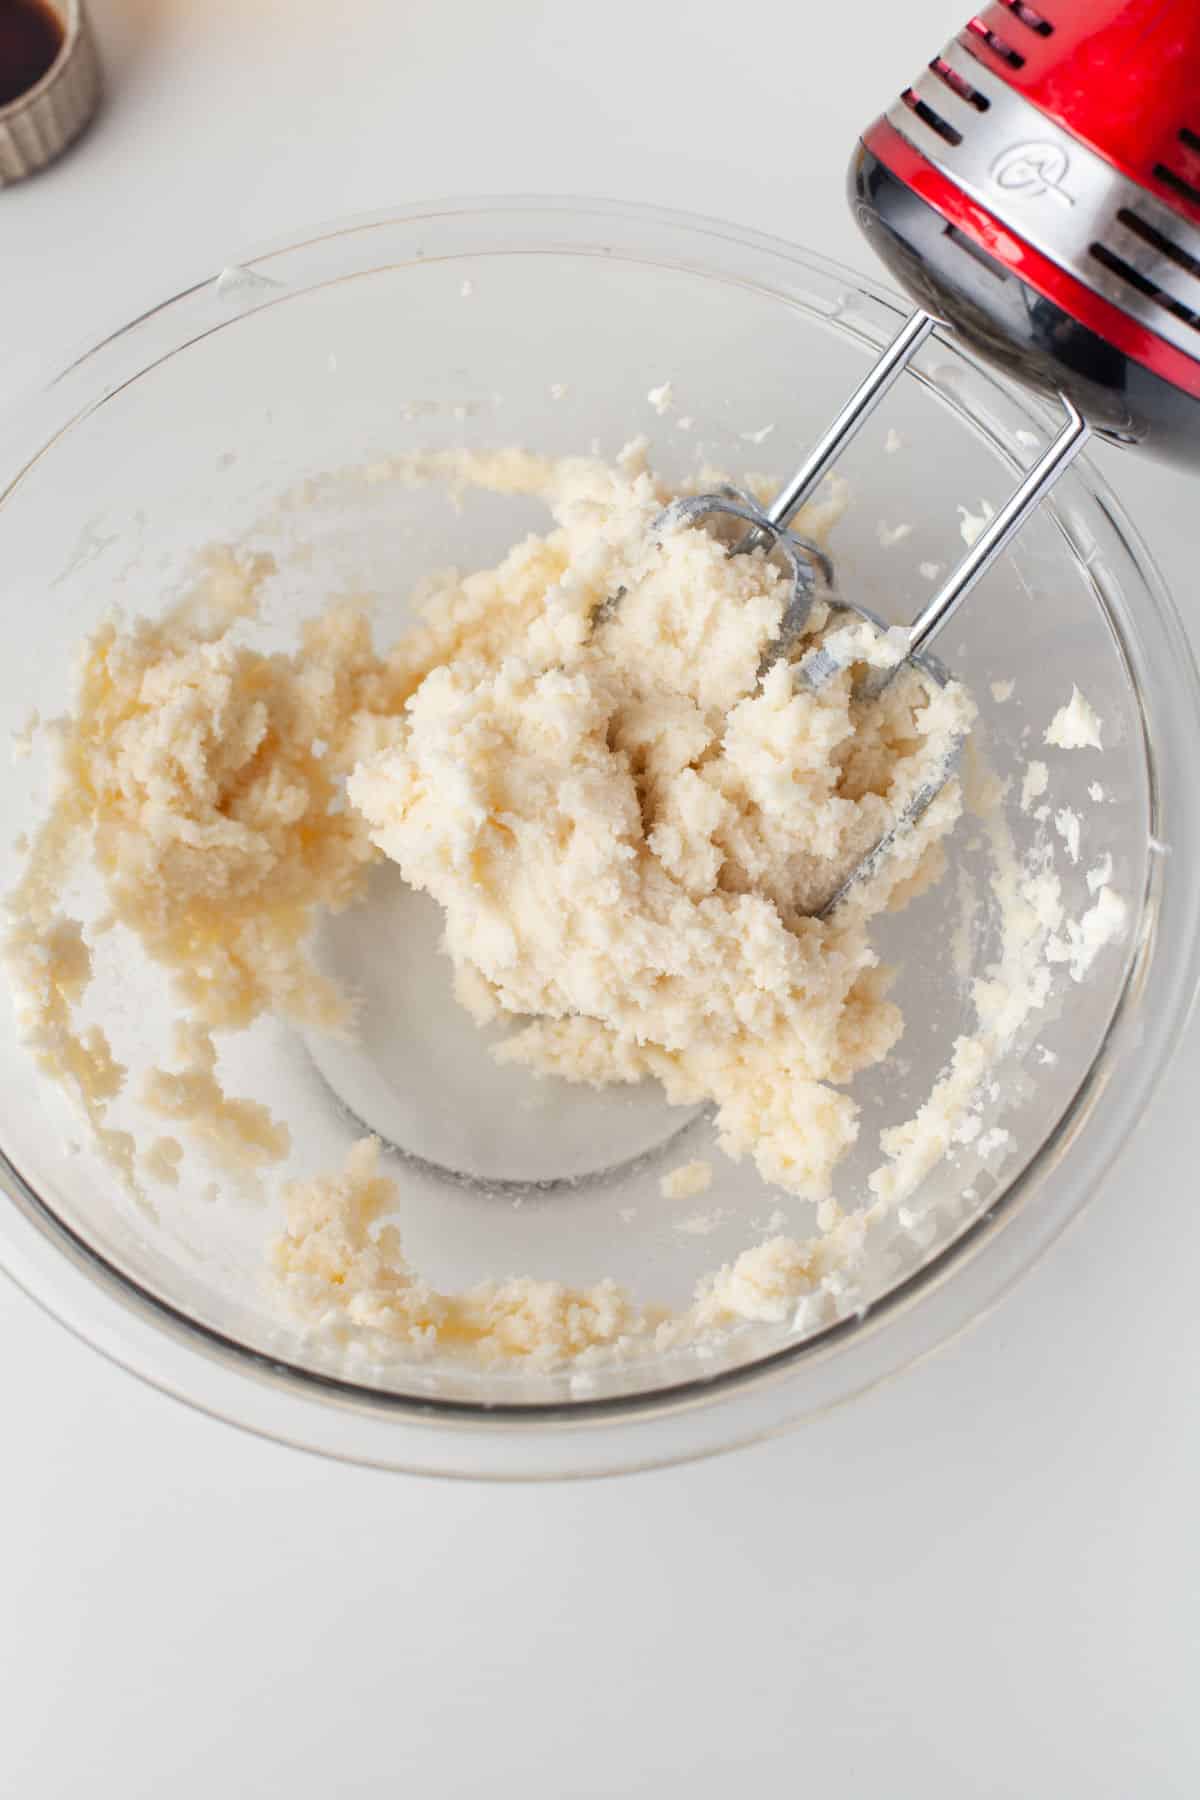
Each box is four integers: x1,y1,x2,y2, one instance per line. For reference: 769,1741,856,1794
971,0,1200,198
851,0,1200,456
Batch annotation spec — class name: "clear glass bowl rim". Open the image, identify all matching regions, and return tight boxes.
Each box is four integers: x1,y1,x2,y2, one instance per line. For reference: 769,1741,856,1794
1,193,1198,1481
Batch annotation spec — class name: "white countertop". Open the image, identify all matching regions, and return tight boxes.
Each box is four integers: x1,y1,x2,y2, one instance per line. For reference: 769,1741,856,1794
3,2,1198,1792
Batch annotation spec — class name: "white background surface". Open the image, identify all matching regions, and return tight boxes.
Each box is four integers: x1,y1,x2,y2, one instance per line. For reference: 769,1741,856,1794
3,1,1199,1792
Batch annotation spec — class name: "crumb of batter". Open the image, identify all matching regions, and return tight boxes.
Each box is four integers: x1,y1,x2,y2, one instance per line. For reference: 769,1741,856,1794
142,1135,183,1186
144,1022,290,1184
272,1138,652,1364
1020,760,1049,812
1054,806,1081,864
11,709,38,762
674,1208,728,1237
690,1227,847,1329
1047,885,1127,982
661,1159,713,1201
3,913,135,1182
958,500,996,547
12,548,387,1033
1046,686,1103,750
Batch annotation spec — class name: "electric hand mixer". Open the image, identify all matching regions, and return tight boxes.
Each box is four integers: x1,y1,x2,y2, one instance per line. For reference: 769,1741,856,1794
669,0,1200,913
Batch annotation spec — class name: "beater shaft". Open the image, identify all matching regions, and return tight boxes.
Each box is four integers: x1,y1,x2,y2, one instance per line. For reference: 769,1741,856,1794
762,308,939,533
760,307,1091,663
909,396,1090,658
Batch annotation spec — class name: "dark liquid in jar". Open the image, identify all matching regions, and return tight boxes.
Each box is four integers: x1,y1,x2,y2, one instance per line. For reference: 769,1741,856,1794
0,0,64,108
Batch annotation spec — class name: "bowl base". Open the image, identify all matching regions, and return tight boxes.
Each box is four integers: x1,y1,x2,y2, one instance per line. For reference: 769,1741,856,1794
307,869,703,1192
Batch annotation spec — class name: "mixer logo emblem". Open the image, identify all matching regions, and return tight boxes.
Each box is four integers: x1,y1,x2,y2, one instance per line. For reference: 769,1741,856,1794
991,141,1076,207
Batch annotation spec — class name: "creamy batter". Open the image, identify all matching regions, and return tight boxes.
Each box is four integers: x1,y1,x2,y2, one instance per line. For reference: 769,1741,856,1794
349,447,972,1200
3,445,1125,1366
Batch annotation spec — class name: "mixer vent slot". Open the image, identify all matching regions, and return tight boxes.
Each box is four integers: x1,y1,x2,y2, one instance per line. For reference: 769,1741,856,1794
1180,127,1200,155
1152,161,1200,210
995,0,1053,36
901,89,962,147
1089,241,1200,334
929,56,990,111
967,18,1026,69
1117,208,1200,283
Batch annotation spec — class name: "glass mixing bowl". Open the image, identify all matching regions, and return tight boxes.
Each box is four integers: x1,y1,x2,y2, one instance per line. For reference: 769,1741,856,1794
1,197,1197,1479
